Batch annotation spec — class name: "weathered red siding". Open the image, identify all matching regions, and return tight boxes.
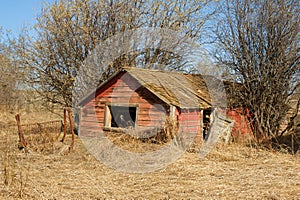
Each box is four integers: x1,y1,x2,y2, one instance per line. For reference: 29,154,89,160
178,108,202,138
226,108,253,141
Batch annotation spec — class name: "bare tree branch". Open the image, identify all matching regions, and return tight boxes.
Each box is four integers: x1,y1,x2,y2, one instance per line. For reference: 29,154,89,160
214,0,300,140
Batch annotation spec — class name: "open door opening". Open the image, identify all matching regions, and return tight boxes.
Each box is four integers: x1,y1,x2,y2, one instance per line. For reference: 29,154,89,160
203,109,212,140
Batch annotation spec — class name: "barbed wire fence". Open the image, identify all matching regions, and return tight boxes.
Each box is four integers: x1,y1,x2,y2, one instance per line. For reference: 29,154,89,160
0,109,75,153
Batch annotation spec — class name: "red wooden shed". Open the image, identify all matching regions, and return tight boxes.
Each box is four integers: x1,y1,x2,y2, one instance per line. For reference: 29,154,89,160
78,67,251,141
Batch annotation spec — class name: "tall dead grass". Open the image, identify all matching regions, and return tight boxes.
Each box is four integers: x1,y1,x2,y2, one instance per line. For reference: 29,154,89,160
0,110,72,198
0,108,61,125
106,116,181,153
0,128,30,198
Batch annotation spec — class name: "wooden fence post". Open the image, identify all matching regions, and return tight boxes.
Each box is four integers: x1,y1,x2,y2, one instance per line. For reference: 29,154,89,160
61,108,67,142
15,114,27,148
68,109,75,151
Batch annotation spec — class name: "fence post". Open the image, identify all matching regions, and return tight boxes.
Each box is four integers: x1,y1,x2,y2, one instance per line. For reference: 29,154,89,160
15,114,27,148
68,109,75,151
61,108,67,142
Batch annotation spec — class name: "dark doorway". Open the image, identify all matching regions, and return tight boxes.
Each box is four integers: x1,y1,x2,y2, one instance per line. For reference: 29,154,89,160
203,109,212,140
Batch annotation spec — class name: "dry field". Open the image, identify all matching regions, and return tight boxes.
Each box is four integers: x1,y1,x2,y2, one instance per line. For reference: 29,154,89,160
0,111,300,199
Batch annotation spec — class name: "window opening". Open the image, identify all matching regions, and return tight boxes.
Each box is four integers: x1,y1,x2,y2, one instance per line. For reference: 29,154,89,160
109,106,137,128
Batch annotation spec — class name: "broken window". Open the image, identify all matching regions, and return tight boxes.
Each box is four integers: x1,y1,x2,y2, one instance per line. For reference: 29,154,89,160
105,105,137,128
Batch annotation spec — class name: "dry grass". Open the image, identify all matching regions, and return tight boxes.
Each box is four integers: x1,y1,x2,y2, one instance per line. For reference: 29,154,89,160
105,122,178,153
0,108,61,125
1,132,299,199
106,132,166,153
0,111,300,199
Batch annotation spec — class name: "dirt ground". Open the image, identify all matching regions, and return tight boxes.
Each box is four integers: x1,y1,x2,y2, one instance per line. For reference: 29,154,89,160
0,111,300,199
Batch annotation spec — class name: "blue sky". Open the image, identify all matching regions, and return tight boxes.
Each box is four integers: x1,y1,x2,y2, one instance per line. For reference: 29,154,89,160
0,0,55,35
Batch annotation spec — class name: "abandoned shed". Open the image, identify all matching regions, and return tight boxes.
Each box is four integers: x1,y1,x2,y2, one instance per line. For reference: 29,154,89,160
78,67,251,140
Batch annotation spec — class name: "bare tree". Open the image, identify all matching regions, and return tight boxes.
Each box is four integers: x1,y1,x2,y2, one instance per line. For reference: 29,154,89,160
15,0,216,108
214,0,299,140
0,30,23,111
0,54,16,110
